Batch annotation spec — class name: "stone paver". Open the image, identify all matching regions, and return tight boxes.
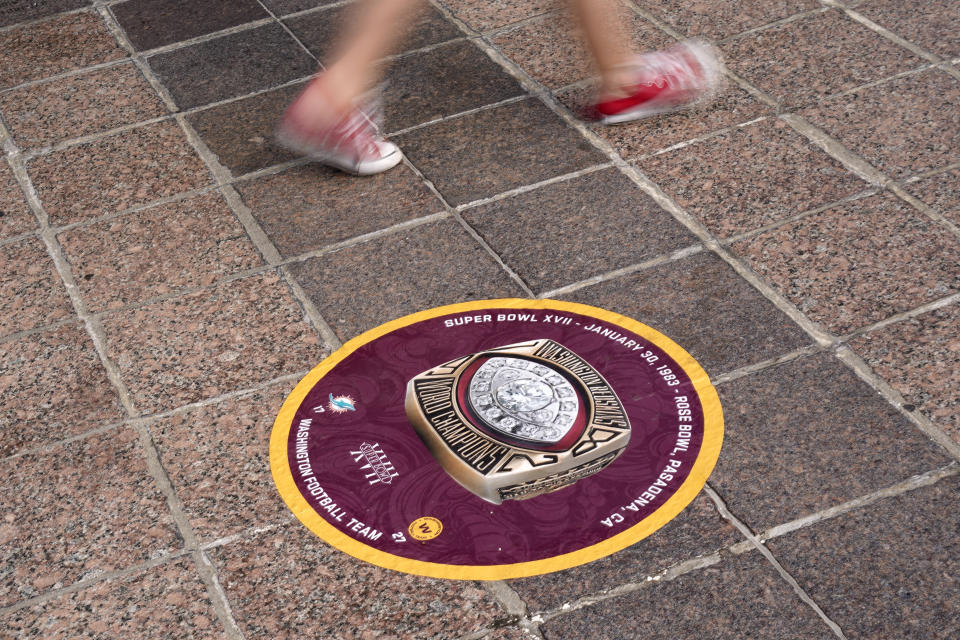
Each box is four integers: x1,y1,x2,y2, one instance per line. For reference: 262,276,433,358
1,1,957,638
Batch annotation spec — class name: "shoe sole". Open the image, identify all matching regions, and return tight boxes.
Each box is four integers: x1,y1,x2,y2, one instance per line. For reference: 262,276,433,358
275,128,404,176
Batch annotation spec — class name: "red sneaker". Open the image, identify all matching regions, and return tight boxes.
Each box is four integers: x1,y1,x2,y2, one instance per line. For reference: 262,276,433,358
276,91,402,176
592,40,724,125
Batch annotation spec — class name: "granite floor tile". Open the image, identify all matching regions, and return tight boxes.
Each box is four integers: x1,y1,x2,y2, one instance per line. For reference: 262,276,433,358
0,11,125,89
289,219,525,340
147,23,315,109
237,163,442,258
557,83,768,162
101,272,321,415
0,236,73,337
0,322,125,457
186,83,301,177
0,62,166,149
463,167,695,293
857,0,960,59
443,0,553,32
768,474,960,639
0,160,35,239
852,303,960,444
0,427,179,607
492,10,671,90
563,251,811,377
639,118,867,238
721,9,923,108
1,557,226,639
111,0,269,51
712,352,950,531
285,3,461,62
509,494,739,612
799,68,960,179
28,121,211,226
210,523,508,639
0,0,89,28
540,551,834,639
908,168,960,227
58,191,263,312
151,382,292,542
260,0,340,16
381,39,525,133
732,192,960,335
394,98,606,206
635,0,820,41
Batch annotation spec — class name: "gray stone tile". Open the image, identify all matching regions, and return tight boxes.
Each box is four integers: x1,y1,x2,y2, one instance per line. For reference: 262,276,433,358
768,474,960,639
288,218,526,340
112,0,269,51
563,251,812,377
395,98,606,206
463,167,696,293
539,551,835,639
0,0,89,29
712,352,952,531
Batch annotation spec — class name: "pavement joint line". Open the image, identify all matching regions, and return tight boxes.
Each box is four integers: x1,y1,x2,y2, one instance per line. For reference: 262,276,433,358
277,211,451,267
711,343,824,386
778,113,889,187
537,243,705,299
0,315,81,346
272,0,355,22
124,16,278,61
385,94,529,138
98,6,181,112
619,1,684,40
278,264,344,350
253,0,321,66
0,548,194,617
195,549,248,640
839,6,948,66
817,61,942,102
757,463,960,543
902,160,960,184
720,187,882,246
0,226,41,248
19,112,175,158
199,522,291,552
0,4,95,35
716,6,831,44
0,57,137,96
841,293,960,341
232,157,313,183
702,484,850,640
887,182,960,241
481,581,544,639
835,346,960,462
532,551,725,623
645,115,772,158
453,162,613,212
479,8,563,39
1,369,309,465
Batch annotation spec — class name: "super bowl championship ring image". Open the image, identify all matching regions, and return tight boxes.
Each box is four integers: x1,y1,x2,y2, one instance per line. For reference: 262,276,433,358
405,339,631,504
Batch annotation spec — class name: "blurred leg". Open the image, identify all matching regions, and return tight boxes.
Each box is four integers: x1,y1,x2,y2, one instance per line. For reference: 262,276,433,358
568,0,637,98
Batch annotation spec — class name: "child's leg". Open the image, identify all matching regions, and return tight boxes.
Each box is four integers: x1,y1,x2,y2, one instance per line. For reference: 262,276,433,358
567,0,638,98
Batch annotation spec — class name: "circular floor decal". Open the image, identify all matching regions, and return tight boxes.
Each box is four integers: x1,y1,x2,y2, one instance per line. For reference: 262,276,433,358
271,299,723,580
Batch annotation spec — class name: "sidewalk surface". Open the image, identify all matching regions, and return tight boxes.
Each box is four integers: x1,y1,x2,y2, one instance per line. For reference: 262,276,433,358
1,0,959,638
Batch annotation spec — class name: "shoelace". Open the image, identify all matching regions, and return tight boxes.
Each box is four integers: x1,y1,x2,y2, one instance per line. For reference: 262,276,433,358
326,109,380,159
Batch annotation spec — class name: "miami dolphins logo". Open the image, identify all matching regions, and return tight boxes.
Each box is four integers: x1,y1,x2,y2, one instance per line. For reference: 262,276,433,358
328,393,357,413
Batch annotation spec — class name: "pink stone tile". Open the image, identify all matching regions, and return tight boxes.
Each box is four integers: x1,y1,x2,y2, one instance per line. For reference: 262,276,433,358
443,0,553,31
857,0,960,59
0,63,166,149
721,10,924,107
58,191,263,312
0,428,179,606
557,82,768,161
152,382,292,542
908,169,960,227
637,0,820,41
799,69,960,179
0,11,126,89
0,160,36,239
492,10,672,89
101,272,321,414
639,118,868,237
1,557,228,639
28,121,211,226
211,524,507,639
0,322,125,457
0,236,73,337
732,193,960,334
852,303,960,444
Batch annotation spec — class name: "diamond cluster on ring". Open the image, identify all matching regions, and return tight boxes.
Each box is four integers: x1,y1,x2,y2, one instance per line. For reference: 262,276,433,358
468,357,578,443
